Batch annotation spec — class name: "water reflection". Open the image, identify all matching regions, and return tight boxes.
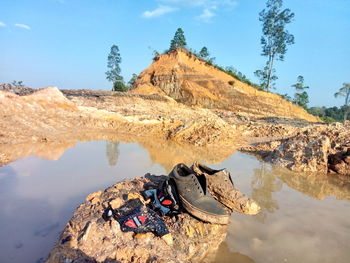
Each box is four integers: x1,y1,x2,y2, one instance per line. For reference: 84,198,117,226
216,161,350,263
0,140,350,263
0,141,77,165
0,140,234,263
251,162,283,222
214,242,255,263
275,167,350,200
105,142,120,166
0,134,235,171
250,162,350,223
138,139,235,172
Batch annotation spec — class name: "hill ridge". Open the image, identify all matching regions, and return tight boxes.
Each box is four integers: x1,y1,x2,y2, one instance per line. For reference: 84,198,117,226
131,48,319,122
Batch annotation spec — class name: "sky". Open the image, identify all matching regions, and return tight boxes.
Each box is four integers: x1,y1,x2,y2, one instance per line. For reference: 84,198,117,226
0,0,349,107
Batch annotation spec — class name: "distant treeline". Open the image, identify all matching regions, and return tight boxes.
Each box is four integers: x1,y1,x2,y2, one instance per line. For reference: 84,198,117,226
308,106,350,123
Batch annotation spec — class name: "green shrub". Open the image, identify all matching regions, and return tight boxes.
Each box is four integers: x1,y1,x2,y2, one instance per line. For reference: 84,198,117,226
113,81,128,92
320,116,337,123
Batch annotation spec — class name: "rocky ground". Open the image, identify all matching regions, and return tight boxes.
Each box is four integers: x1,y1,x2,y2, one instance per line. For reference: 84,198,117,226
46,171,259,263
242,122,350,176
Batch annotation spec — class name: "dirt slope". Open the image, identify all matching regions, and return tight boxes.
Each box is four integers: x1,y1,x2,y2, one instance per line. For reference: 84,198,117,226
131,48,319,122
0,87,240,165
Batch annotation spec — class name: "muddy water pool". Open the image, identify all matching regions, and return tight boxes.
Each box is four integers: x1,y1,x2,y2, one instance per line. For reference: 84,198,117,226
0,140,349,263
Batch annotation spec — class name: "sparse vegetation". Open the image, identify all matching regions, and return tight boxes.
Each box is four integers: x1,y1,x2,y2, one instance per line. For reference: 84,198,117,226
292,76,309,109
11,80,25,87
113,81,128,92
222,66,261,89
128,73,138,89
255,0,295,91
106,45,128,92
334,83,350,123
169,28,187,51
199,47,210,60
319,116,337,123
277,93,292,102
308,106,350,123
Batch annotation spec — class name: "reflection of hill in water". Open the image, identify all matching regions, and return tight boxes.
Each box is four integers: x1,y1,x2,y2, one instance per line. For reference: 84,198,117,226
214,242,255,263
4,133,348,202
251,161,350,202
251,163,283,222
250,162,350,223
138,139,234,173
274,167,350,201
1,132,234,171
0,141,77,165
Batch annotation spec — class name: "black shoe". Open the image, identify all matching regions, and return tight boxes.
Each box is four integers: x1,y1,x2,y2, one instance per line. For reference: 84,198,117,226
169,163,229,225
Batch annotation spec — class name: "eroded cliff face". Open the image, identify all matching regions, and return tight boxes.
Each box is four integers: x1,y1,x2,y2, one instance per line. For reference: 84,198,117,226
131,49,319,122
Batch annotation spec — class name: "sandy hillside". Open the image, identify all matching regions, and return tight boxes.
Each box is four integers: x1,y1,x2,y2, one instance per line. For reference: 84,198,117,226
131,48,319,122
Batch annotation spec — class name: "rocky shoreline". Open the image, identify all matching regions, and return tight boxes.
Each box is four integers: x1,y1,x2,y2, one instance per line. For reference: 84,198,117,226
241,122,350,176
45,169,260,263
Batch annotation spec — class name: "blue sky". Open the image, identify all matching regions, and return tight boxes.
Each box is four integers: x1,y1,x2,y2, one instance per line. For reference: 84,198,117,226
0,0,349,107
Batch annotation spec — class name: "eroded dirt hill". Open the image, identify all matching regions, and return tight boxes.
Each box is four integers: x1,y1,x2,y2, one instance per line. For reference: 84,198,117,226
0,87,240,166
131,49,319,122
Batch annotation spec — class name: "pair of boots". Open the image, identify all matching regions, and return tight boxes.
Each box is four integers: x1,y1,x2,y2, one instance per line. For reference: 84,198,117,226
168,162,260,225
106,162,260,237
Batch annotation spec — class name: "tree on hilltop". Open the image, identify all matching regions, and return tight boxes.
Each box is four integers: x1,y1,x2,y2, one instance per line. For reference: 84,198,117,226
255,0,295,91
334,83,350,123
169,28,187,51
292,75,309,109
11,80,25,87
199,47,210,60
105,45,127,92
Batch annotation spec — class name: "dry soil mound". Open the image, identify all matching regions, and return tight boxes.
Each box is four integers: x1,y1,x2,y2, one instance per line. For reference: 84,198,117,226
131,49,319,122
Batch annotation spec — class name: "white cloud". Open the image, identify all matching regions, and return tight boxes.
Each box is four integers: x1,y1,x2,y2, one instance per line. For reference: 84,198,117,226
197,8,215,22
15,23,31,30
142,5,178,18
0,21,6,27
142,0,237,21
160,0,237,9
160,0,207,7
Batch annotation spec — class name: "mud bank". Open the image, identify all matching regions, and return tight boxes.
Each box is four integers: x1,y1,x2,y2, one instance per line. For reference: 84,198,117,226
46,171,259,263
0,85,306,166
0,86,238,165
242,122,350,176
1,85,349,177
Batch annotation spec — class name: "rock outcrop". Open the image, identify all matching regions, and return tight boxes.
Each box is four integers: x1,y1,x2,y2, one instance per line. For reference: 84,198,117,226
131,49,319,122
243,122,350,176
46,172,259,263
